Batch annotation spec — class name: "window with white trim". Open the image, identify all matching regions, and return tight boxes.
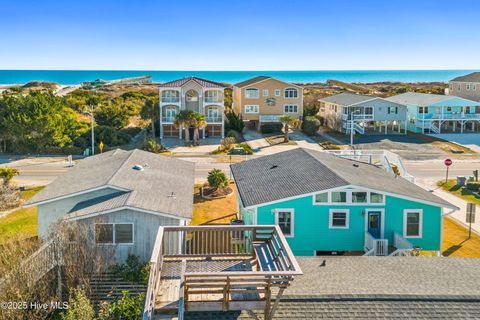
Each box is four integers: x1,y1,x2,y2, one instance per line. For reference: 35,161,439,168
419,106,428,114
275,209,294,237
403,210,422,238
450,83,454,91
473,84,477,91
274,89,281,96
95,223,134,244
329,209,349,229
352,191,367,203
245,88,259,99
284,104,298,113
314,192,328,203
331,191,347,203
370,192,384,203
466,83,471,90
458,84,461,92
245,105,259,113
284,88,298,99
161,90,180,103
263,89,269,97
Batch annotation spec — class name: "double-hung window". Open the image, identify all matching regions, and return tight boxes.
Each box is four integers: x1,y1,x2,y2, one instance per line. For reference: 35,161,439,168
419,106,429,114
245,105,259,113
284,88,298,99
274,89,281,96
275,209,294,237
329,209,349,229
284,104,298,113
263,89,269,97
467,83,471,91
458,84,461,92
245,88,259,99
95,223,134,244
403,210,422,238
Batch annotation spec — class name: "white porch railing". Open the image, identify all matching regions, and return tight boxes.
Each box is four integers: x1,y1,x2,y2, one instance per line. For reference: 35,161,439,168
389,232,414,256
260,115,282,122
206,116,223,123
429,122,440,134
342,113,374,121
364,232,388,256
161,116,176,123
143,227,165,320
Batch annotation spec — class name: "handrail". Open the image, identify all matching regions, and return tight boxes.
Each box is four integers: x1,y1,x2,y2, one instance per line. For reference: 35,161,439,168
177,260,186,320
393,232,413,250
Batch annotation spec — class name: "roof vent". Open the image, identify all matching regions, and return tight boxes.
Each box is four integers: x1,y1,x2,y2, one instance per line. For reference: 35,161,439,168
352,163,359,168
168,192,176,199
270,164,278,169
132,165,144,171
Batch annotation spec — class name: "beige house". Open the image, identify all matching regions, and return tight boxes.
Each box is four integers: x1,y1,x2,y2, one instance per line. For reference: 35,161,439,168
159,77,227,139
448,72,480,102
232,76,303,129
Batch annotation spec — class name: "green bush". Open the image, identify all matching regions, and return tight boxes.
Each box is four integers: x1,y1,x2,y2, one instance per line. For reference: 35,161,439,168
109,254,150,284
466,182,480,191
207,168,229,190
142,139,164,153
237,142,253,155
94,125,131,147
260,123,283,134
302,116,321,136
61,288,95,320
225,110,245,132
99,291,145,320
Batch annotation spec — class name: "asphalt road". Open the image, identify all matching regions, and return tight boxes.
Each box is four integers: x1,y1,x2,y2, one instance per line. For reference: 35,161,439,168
404,159,480,181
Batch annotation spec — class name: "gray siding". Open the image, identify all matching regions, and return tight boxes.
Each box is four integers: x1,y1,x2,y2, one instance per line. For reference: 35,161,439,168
79,209,182,263
367,99,407,121
37,187,119,239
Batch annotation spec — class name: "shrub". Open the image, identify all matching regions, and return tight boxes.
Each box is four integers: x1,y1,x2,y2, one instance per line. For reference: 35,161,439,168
302,116,321,136
466,182,480,192
100,291,145,320
225,110,245,132
109,254,149,284
0,167,19,186
237,142,253,155
207,168,229,190
260,123,283,134
61,288,95,320
0,184,21,211
94,125,131,147
221,137,236,151
226,130,242,142
142,139,164,153
94,103,130,129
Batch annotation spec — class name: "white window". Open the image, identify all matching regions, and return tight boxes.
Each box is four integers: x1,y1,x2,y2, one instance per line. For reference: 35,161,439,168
419,106,429,114
403,209,422,238
164,106,177,119
161,90,180,103
245,88,259,99
331,191,347,203
370,192,384,204
274,89,281,96
275,209,294,237
207,107,220,118
458,84,461,92
245,105,259,113
284,104,298,113
314,192,329,204
467,83,471,91
329,209,349,229
473,84,477,91
95,223,134,244
263,89,269,97
352,191,367,203
450,83,454,91
205,90,220,103
284,88,298,99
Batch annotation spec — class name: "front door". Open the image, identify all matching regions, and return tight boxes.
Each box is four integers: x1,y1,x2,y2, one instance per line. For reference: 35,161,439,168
368,211,382,239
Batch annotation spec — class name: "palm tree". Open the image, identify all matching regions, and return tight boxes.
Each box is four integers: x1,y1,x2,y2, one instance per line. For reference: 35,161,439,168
279,115,300,142
0,167,19,186
191,113,207,143
207,168,229,191
174,110,194,142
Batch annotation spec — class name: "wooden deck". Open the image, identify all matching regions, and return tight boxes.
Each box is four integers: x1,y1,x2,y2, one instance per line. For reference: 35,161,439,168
143,225,303,320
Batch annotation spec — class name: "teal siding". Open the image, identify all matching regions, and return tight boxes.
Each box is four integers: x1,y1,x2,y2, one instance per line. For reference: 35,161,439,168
248,194,442,256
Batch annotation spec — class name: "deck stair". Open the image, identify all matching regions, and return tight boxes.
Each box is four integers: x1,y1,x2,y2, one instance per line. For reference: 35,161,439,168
430,122,440,133
363,231,414,257
89,272,146,306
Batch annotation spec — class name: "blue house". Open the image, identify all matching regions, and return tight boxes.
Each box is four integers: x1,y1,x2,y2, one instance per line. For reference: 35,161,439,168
231,148,457,256
386,92,480,134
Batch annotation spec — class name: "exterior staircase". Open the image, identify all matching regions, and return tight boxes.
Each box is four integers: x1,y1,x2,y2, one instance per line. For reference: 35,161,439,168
90,273,147,307
429,122,440,133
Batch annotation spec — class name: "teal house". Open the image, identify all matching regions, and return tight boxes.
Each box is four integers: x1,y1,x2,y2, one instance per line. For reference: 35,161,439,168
386,92,480,134
231,148,457,256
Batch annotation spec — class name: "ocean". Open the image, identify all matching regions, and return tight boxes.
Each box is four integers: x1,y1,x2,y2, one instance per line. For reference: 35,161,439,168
0,70,477,85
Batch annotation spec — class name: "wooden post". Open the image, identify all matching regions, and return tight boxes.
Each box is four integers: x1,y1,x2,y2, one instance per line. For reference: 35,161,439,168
264,276,272,319
268,286,286,320
223,276,230,311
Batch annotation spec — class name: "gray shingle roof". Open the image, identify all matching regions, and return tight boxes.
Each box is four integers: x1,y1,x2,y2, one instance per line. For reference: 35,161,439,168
451,72,480,82
386,92,452,105
231,148,455,209
233,76,271,88
185,256,480,319
160,76,227,88
319,92,375,106
27,149,195,219
66,191,131,219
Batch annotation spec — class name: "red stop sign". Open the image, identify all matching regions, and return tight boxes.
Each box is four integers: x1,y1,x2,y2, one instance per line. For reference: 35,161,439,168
444,159,452,166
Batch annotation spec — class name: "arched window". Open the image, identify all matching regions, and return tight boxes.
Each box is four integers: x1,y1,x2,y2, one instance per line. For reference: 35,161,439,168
285,88,298,99
186,89,199,102
163,105,178,121
205,106,221,121
161,90,179,103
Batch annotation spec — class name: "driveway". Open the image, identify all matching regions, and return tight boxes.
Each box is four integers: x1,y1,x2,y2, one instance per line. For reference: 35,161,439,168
162,137,221,154
243,129,322,155
429,133,480,154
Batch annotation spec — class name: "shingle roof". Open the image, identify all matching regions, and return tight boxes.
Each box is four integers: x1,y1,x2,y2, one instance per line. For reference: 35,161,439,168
319,92,375,106
185,256,480,319
451,72,480,82
231,148,455,209
66,191,131,219
233,76,272,88
160,76,227,88
27,149,195,219
386,92,451,105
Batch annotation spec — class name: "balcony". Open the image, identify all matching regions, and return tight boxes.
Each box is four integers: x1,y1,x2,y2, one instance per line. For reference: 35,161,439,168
143,225,302,320
162,116,176,123
161,98,180,103
206,116,223,123
204,97,223,104
342,113,374,121
259,115,282,122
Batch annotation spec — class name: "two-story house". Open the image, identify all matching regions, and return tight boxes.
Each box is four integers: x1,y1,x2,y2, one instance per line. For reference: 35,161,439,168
159,77,228,139
386,92,480,134
318,92,408,134
448,72,480,102
232,76,303,129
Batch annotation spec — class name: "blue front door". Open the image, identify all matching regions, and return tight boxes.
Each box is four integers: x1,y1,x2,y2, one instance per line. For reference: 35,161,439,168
368,211,381,239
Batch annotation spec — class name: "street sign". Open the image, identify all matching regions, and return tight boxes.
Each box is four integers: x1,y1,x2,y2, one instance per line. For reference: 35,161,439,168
444,159,452,166
466,203,476,238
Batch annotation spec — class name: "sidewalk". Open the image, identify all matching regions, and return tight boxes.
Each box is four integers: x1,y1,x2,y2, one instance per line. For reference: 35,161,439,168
417,179,480,235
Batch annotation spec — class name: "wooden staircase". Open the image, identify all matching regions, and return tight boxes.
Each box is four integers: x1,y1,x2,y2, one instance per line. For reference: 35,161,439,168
89,273,147,307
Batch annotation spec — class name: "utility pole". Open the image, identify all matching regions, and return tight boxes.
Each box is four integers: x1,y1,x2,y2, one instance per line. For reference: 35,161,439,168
83,107,95,155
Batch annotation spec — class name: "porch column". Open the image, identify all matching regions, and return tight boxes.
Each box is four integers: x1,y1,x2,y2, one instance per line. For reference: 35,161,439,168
179,126,182,139
461,121,464,133
160,123,164,139
202,128,205,139
398,121,401,133
221,120,225,139
385,121,388,134
404,121,407,134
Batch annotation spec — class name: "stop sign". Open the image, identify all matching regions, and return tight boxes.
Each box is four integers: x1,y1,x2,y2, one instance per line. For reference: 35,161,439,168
444,159,453,166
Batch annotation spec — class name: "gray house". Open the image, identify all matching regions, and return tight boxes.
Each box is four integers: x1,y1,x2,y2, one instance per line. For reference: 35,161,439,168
318,92,408,134
25,149,194,262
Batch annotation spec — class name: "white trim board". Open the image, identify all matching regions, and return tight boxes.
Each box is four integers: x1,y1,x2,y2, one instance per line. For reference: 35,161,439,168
274,208,294,238
64,206,189,222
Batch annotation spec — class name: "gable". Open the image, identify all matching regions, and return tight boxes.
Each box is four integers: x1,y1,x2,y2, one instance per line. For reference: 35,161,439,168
242,77,302,90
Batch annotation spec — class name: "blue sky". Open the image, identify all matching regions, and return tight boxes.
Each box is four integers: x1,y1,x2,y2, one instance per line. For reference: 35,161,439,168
1,0,479,70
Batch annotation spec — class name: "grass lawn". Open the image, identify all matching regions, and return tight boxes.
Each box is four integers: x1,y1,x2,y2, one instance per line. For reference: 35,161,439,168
437,179,480,205
191,182,238,225
443,217,480,257
0,186,44,244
